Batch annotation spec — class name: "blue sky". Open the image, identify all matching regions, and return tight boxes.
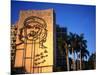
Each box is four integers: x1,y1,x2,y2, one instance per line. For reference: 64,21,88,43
11,1,96,55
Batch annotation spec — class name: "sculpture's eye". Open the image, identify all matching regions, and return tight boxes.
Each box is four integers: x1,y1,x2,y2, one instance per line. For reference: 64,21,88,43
26,25,31,29
35,27,38,29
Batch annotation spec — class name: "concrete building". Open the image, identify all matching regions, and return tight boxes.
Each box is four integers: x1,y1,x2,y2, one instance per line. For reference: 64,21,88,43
11,9,54,74
54,25,67,71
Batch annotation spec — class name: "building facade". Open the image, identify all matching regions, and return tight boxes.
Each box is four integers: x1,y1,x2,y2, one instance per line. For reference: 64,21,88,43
11,25,17,68
11,9,54,74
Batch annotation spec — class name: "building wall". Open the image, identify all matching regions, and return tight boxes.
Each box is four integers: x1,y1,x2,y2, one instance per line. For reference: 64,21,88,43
14,9,54,73
55,25,67,71
11,25,17,68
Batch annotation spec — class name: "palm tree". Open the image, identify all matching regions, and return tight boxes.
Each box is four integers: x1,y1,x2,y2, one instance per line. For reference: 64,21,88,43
68,32,78,70
74,34,80,70
63,35,71,71
88,52,96,69
64,41,69,71
78,34,89,70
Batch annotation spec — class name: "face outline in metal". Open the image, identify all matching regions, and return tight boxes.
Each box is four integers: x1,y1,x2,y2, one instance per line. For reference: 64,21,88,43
19,16,47,44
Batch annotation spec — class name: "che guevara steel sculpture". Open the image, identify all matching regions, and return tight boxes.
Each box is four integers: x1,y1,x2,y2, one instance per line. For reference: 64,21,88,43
18,16,48,72
19,16,47,48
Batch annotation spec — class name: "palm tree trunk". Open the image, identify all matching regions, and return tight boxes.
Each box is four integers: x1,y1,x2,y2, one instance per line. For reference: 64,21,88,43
80,50,82,70
64,42,70,71
72,47,76,70
76,52,78,70
74,52,76,70
66,47,70,71
76,52,80,70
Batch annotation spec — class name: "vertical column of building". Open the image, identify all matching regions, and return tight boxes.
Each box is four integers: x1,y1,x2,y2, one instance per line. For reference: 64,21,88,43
11,25,17,68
